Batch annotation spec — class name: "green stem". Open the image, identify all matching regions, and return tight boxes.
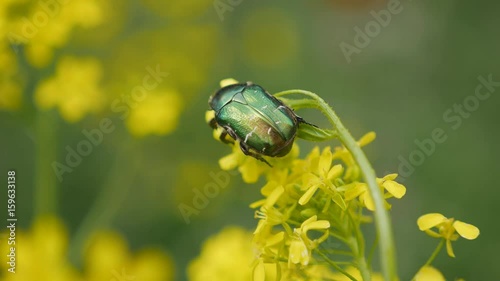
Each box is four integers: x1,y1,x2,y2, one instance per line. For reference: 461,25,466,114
424,239,445,266
316,250,358,281
346,211,371,281
367,234,379,269
34,110,59,215
276,90,397,281
410,239,445,281
68,139,140,265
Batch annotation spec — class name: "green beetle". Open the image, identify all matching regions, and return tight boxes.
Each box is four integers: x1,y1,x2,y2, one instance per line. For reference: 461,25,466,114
207,81,310,166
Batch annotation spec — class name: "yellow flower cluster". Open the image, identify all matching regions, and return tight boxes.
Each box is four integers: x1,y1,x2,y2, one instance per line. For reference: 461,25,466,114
216,130,406,280
35,56,105,122
4,0,103,67
0,216,174,281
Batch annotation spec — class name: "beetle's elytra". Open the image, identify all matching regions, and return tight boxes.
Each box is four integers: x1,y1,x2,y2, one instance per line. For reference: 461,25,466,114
208,81,309,166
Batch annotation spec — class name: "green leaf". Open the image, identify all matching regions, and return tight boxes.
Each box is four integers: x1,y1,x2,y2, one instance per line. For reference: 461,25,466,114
297,124,338,142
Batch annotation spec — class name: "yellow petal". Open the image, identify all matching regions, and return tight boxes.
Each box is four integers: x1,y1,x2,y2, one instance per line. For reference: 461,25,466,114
358,131,376,147
344,183,367,201
331,192,347,210
239,159,265,183
446,239,455,258
205,110,215,123
362,193,375,211
253,260,266,281
266,232,285,247
302,215,318,226
417,213,447,231
220,78,239,87
303,220,330,233
382,180,406,199
453,220,480,240
289,239,309,266
302,173,323,189
249,199,266,209
219,153,239,170
265,185,284,207
327,164,343,180
298,184,319,205
414,266,445,281
381,173,398,181
318,147,332,175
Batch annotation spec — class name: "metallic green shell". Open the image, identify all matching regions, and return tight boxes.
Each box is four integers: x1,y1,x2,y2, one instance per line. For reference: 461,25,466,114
209,82,298,157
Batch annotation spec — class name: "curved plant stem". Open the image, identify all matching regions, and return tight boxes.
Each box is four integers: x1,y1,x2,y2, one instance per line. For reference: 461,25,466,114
276,90,398,281
34,110,59,215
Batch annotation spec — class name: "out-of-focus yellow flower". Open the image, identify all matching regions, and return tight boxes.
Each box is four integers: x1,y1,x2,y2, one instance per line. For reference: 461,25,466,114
329,266,385,281
35,56,104,122
240,8,299,68
0,215,79,281
417,213,480,257
7,0,104,67
84,231,174,281
0,215,174,281
0,43,22,111
414,266,446,281
188,227,255,281
125,90,183,137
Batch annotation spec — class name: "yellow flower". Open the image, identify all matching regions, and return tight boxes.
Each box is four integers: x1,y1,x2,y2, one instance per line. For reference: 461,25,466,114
8,0,104,67
84,231,174,281
414,266,446,281
125,90,183,137
35,56,104,122
219,141,271,183
0,215,78,281
0,215,174,281
288,215,330,266
188,227,255,281
253,186,291,238
344,173,406,211
299,146,345,207
417,213,480,257
0,44,22,111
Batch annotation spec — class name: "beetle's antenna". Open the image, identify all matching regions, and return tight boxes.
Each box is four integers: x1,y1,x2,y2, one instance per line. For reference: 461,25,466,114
297,116,319,128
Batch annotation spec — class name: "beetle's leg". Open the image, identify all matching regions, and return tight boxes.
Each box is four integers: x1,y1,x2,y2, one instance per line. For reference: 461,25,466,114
239,142,273,167
208,117,217,129
296,116,318,128
219,130,234,145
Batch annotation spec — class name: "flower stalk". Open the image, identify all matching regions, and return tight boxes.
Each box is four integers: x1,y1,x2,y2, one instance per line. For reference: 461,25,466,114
275,89,397,281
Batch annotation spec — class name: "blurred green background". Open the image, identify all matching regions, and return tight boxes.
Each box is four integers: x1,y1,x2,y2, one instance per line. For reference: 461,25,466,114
1,0,499,280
